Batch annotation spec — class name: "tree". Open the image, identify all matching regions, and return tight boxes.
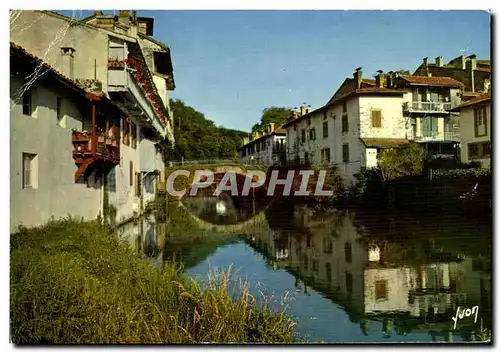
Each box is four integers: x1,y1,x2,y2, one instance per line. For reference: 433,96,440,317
251,107,294,132
163,99,247,161
377,143,425,182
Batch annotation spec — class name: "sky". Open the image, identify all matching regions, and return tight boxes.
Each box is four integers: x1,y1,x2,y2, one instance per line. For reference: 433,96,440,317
60,10,490,132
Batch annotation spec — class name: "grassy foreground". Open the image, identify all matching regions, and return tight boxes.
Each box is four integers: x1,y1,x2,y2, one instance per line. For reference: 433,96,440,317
10,218,296,344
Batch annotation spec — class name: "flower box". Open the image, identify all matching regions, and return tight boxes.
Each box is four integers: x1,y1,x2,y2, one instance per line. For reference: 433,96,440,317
98,136,105,143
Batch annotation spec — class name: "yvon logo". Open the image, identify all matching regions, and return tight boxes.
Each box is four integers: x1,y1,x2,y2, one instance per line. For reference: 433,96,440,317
452,306,479,330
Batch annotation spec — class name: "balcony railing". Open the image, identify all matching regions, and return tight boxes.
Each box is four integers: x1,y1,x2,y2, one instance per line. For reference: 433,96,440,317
72,130,120,162
413,130,460,142
403,101,452,113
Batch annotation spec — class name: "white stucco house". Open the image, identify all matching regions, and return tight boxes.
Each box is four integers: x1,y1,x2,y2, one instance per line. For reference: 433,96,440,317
283,68,409,186
10,10,176,226
238,123,286,166
10,43,121,231
449,93,491,168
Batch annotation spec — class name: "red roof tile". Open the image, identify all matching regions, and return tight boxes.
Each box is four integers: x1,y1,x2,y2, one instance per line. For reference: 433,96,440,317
449,93,490,111
400,75,464,88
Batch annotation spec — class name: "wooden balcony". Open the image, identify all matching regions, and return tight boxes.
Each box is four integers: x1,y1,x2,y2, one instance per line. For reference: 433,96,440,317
72,129,120,183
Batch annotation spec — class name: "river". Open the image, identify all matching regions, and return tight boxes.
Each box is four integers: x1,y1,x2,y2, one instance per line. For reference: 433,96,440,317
117,200,492,343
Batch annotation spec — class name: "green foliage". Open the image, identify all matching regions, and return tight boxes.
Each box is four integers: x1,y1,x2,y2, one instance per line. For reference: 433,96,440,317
164,99,247,161
377,143,426,181
251,107,293,132
10,218,296,343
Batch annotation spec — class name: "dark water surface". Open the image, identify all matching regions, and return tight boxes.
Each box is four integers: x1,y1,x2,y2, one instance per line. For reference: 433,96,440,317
118,203,492,343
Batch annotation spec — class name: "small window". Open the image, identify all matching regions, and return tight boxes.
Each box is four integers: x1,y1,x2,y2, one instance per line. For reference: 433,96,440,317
301,129,306,143
321,148,331,164
323,121,328,138
323,235,333,253
371,110,382,128
131,123,137,149
309,128,316,141
345,272,353,293
129,161,134,187
22,89,32,116
375,280,388,300
312,259,319,274
468,143,479,158
342,143,349,163
307,118,311,126
342,101,347,114
482,142,491,157
342,114,349,133
22,153,37,189
323,110,327,120
325,262,332,282
344,242,352,263
135,172,142,197
474,106,487,137
123,120,130,145
293,124,297,131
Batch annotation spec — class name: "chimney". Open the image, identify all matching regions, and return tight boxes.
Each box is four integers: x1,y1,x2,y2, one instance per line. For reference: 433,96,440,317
423,57,428,67
300,104,307,116
375,70,385,88
93,10,103,16
354,67,362,89
386,71,393,88
435,56,443,67
269,122,275,133
466,55,477,92
118,10,131,26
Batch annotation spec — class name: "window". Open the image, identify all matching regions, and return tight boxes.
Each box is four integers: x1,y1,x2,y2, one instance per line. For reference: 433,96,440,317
345,272,353,293
323,110,327,120
61,47,75,79
323,121,328,138
312,259,319,274
309,128,316,141
294,124,297,131
307,118,311,126
22,89,32,116
321,148,331,164
323,235,333,254
301,129,306,143
304,152,309,164
474,106,488,137
375,280,388,300
371,109,382,128
56,97,65,127
342,101,347,114
326,262,332,282
342,114,349,133
22,153,37,189
468,142,491,159
129,161,134,187
344,242,352,263
303,254,309,271
342,143,349,163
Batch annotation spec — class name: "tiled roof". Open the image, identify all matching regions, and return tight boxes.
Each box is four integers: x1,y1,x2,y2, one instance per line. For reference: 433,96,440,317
361,138,410,148
400,75,464,88
449,93,490,112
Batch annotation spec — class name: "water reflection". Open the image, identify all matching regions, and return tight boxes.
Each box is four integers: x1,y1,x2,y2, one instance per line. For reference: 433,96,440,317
116,213,167,270
246,207,492,342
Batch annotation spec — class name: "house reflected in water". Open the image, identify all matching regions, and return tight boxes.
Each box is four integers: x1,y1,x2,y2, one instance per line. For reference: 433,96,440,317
116,212,168,270
247,207,492,339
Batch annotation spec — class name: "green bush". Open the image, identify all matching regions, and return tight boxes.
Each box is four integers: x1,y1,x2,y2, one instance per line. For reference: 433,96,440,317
10,218,296,344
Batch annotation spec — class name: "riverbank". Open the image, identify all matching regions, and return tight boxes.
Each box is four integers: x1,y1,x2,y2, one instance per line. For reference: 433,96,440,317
10,218,296,344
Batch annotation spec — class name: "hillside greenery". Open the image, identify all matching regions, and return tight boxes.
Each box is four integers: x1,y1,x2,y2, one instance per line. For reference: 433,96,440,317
165,99,248,161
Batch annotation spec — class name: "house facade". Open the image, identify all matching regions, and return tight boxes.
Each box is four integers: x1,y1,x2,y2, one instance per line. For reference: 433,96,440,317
391,74,464,159
450,94,491,168
283,69,408,186
10,10,175,226
238,123,286,165
10,44,121,231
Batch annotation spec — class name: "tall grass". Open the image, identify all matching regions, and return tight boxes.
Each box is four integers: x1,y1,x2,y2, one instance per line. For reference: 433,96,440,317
10,218,296,344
